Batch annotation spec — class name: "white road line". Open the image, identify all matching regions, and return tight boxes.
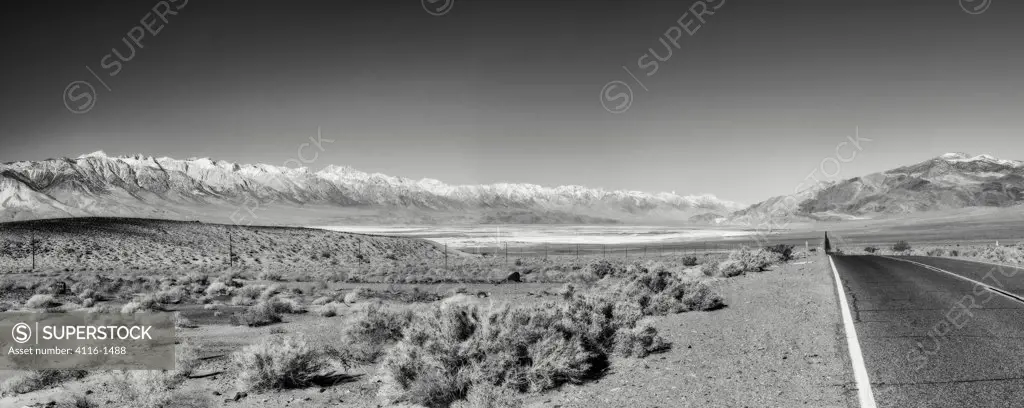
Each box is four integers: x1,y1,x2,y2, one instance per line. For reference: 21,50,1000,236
882,256,1024,304
828,255,878,408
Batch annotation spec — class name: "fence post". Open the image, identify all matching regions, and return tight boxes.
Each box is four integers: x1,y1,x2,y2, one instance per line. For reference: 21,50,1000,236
444,243,448,270
505,242,508,265
603,245,606,259
576,244,579,261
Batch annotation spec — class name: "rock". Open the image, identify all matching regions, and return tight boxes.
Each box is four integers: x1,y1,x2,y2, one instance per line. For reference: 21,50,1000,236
213,391,221,396
233,391,247,401
320,388,327,393
506,271,521,283
84,390,93,395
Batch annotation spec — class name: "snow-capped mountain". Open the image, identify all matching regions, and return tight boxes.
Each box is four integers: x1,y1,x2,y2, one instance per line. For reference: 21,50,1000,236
0,152,742,224
731,152,1024,223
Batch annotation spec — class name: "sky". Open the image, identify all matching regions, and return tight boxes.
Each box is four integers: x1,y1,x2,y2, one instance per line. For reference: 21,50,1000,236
1,0,1022,205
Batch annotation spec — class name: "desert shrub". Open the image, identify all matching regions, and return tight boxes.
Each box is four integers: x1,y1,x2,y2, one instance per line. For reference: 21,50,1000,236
232,335,344,392
154,287,187,304
230,302,282,327
344,287,368,304
453,383,523,408
950,249,960,257
584,259,618,279
311,296,334,306
1,370,88,394
316,302,345,317
763,244,794,261
24,294,59,309
121,294,162,314
680,256,699,267
174,313,198,329
718,247,781,276
892,240,912,252
204,281,230,296
864,246,878,254
344,303,415,362
259,269,284,282
377,290,673,407
268,296,306,314
613,319,670,358
716,260,745,278
926,248,947,257
700,262,718,277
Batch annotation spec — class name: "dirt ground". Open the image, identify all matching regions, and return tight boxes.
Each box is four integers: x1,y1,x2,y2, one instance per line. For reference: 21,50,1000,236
1,255,856,408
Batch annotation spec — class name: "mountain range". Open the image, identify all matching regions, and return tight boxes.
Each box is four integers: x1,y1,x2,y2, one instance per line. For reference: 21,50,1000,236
0,152,741,225
732,152,1024,224
3,152,1022,226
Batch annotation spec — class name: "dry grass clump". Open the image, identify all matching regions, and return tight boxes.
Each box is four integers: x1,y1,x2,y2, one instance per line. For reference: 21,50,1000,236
1,369,88,395
232,335,347,392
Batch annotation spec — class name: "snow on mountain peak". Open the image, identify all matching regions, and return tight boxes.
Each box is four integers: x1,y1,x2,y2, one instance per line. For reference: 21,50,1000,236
939,152,1022,167
78,150,108,159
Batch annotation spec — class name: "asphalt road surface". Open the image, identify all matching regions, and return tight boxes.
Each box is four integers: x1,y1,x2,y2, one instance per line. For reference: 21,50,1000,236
830,255,1024,408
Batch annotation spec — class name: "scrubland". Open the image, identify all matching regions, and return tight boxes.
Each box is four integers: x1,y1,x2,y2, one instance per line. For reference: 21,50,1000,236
0,220,808,407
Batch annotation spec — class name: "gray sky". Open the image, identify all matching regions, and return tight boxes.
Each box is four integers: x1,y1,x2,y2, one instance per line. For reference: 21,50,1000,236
2,0,1021,204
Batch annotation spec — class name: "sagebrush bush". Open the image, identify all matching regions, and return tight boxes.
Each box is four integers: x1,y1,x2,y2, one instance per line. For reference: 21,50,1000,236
24,294,59,309
613,319,669,358
680,256,699,267
864,246,878,254
892,240,912,252
376,282,684,407
121,294,162,314
763,244,794,261
1,370,87,395
230,302,282,327
232,335,344,392
344,303,415,362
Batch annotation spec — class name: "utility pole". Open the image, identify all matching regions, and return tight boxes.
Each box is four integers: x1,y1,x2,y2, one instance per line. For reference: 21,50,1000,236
444,243,448,270
644,246,647,258
544,244,548,260
30,229,36,271
504,242,508,265
625,247,628,259
576,244,579,261
228,230,233,267
603,245,606,259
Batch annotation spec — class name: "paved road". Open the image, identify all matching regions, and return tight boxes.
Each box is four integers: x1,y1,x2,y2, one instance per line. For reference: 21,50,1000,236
830,255,1024,408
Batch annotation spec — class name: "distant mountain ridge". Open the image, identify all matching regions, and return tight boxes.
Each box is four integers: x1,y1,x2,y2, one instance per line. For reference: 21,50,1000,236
731,153,1024,224
0,151,742,224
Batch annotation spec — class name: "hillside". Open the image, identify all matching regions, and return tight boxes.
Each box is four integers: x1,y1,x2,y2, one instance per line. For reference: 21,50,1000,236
0,218,448,273
731,153,1024,224
0,152,740,225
